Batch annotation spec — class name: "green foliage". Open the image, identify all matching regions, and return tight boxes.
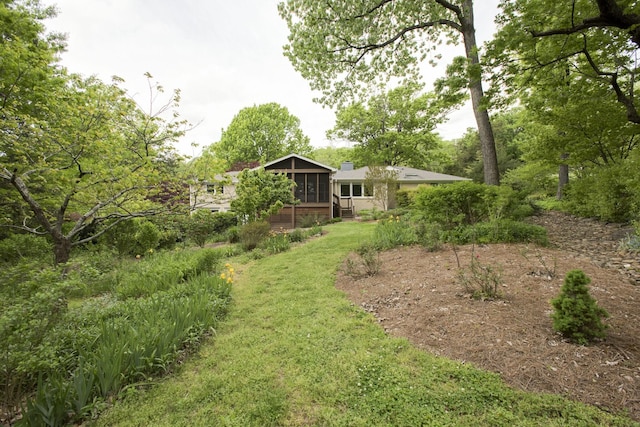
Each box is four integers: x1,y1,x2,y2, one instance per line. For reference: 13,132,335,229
0,266,69,422
209,103,312,165
1,243,233,425
132,220,161,255
413,181,527,228
328,82,460,169
564,161,640,222
102,219,160,256
372,215,417,250
308,146,355,169
0,233,52,265
239,221,271,251
2,71,188,264
225,225,240,244
414,221,444,251
443,109,527,182
395,189,415,208
357,208,387,221
287,228,305,243
551,270,609,345
150,214,188,251
114,248,221,299
185,210,217,247
19,272,233,425
502,162,558,200
259,231,291,255
231,168,297,222
299,213,323,228
462,220,548,246
347,242,380,277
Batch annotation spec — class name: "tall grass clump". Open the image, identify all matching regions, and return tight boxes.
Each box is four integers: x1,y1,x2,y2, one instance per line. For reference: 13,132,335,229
372,214,417,250
113,248,221,299
1,245,234,426
16,268,233,426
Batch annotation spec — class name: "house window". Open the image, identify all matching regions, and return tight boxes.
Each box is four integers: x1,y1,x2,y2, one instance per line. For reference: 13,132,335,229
340,182,369,197
207,183,224,195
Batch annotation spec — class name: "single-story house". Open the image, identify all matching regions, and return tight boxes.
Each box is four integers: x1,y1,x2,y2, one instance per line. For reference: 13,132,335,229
190,153,469,228
189,171,239,213
333,162,470,216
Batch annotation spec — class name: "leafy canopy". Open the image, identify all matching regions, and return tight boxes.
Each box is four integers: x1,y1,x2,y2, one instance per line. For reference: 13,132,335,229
231,168,297,222
210,103,312,166
0,1,189,263
328,82,464,168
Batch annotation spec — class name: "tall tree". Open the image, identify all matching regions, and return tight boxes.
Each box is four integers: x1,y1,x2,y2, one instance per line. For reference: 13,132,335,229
210,103,312,166
279,0,501,185
491,0,640,125
0,2,189,264
327,82,462,168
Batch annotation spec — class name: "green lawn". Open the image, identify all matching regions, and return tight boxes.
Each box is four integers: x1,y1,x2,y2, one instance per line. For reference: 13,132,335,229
96,221,636,426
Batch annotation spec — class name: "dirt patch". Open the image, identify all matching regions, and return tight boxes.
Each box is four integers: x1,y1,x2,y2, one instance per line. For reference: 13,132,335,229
336,212,640,420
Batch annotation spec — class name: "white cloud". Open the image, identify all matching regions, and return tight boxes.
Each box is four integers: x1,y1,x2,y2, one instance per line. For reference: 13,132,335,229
45,0,499,157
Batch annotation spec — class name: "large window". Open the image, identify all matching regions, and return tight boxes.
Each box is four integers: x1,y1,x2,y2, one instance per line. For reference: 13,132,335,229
295,173,329,203
340,182,370,197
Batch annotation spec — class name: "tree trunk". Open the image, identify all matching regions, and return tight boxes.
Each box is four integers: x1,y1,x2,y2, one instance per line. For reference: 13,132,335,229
53,236,72,265
461,0,500,185
557,153,569,200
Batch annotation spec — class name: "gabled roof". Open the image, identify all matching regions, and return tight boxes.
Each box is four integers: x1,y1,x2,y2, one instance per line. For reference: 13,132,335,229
334,166,470,183
254,153,337,172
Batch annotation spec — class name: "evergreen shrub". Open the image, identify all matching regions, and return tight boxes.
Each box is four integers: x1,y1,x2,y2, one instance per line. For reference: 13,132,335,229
551,270,608,345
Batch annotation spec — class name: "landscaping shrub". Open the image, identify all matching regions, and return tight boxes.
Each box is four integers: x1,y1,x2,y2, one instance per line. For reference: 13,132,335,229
395,188,415,208
343,242,381,278
551,270,609,345
239,220,271,251
464,219,548,246
226,225,240,243
287,228,306,243
132,220,161,255
0,266,70,423
185,209,218,247
413,181,528,227
414,221,444,251
101,219,160,256
458,252,503,300
151,214,188,250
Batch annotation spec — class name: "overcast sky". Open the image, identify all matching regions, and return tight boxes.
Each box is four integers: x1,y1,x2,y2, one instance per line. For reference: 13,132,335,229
45,1,499,158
